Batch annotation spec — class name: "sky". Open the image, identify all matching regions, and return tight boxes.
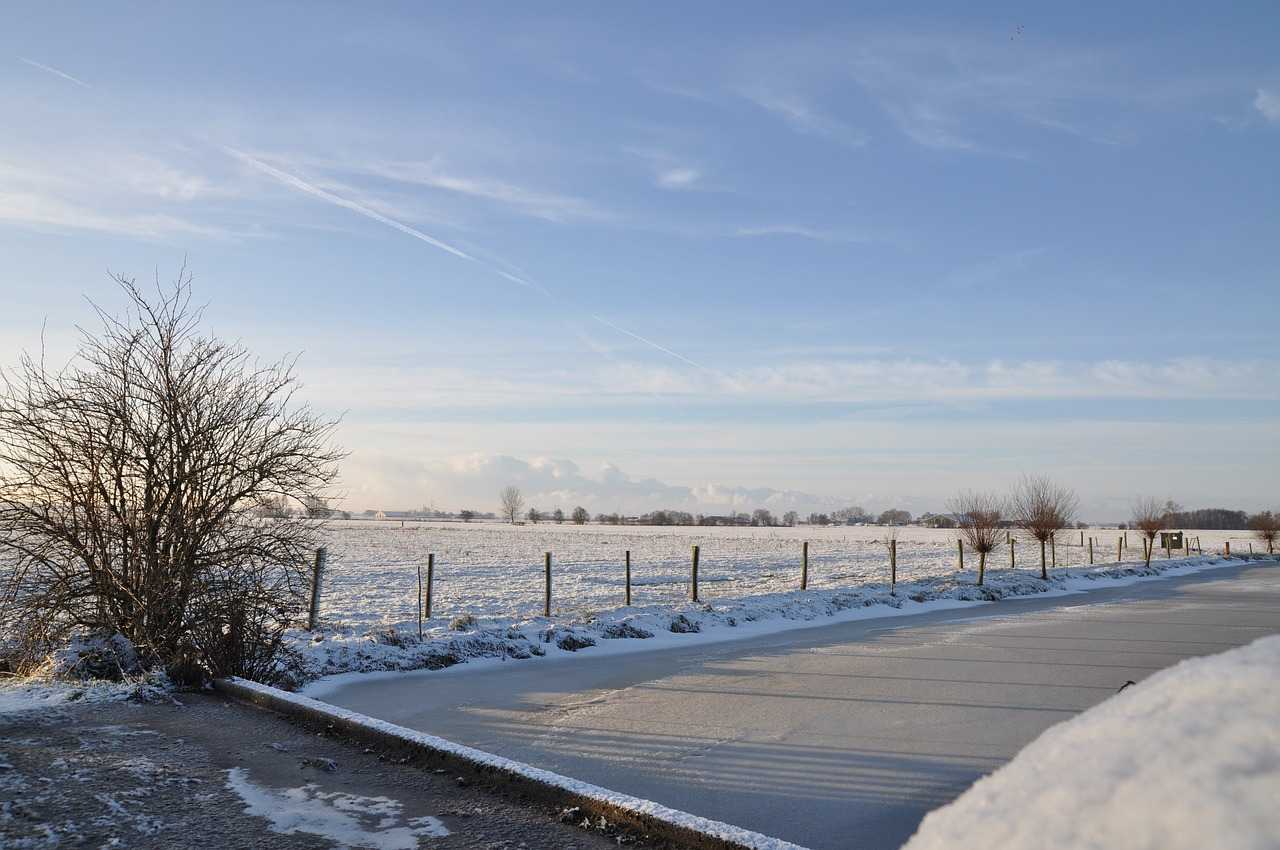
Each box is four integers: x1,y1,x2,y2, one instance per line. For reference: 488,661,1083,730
1,2,1277,520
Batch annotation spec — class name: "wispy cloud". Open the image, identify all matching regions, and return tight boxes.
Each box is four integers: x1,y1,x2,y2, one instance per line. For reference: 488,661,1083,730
740,90,868,147
734,224,893,245
1256,89,1280,123
656,167,701,189
0,190,226,239
230,149,721,369
624,145,708,191
19,57,88,87
331,158,611,223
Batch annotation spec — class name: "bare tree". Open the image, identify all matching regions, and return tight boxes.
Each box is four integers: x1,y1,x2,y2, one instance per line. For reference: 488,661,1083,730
552,508,565,524
1010,475,1079,579
949,491,1004,586
1131,497,1165,566
571,506,589,525
499,486,524,524
1249,511,1279,555
0,273,341,681
526,507,541,524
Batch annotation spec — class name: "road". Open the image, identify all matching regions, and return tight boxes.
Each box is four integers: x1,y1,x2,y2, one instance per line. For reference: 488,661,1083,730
320,561,1280,850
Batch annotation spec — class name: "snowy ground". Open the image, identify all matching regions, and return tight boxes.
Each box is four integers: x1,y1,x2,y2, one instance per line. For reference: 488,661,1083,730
316,560,1280,850
902,632,1280,850
291,518,1267,689
313,521,1248,629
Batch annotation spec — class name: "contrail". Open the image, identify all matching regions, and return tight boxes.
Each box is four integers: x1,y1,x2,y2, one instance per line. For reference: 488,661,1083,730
19,57,88,87
227,147,706,370
225,148,473,260
590,314,708,371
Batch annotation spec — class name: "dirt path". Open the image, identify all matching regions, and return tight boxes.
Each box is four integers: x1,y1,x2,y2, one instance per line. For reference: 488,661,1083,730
0,693,631,849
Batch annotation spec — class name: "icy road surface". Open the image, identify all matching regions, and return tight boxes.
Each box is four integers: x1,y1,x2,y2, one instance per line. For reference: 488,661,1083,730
319,560,1280,850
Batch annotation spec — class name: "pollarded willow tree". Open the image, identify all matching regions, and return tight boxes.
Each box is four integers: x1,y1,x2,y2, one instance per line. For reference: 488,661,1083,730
1130,497,1166,567
1010,475,1078,580
949,491,1004,587
1249,511,1279,555
0,273,342,681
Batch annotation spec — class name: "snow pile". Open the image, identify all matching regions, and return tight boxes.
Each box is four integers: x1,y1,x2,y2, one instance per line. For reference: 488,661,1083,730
903,634,1280,850
0,670,176,716
291,552,1264,692
226,767,449,849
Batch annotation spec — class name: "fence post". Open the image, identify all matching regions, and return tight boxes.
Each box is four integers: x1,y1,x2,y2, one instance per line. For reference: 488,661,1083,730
1088,537,1094,565
1050,533,1056,569
801,541,809,590
691,545,700,602
1117,537,1122,562
625,550,631,606
890,539,897,593
1080,530,1084,546
1010,538,1016,569
1225,541,1230,556
544,552,552,617
307,547,326,631
417,565,423,638
425,553,434,620
958,538,964,572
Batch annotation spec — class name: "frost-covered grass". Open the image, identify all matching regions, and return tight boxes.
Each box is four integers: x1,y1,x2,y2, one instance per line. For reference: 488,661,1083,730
902,632,1280,850
0,670,175,716
291,519,1266,691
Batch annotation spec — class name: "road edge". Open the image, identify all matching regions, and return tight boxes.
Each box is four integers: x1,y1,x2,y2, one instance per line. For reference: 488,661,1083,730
214,676,808,850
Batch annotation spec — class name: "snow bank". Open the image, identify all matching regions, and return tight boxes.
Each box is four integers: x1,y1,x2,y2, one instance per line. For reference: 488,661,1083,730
294,553,1263,693
903,633,1280,850
0,671,175,716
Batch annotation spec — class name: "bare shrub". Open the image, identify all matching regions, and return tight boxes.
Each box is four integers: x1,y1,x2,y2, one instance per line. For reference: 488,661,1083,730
949,491,1004,586
1131,497,1165,567
1250,511,1279,555
1010,475,1079,579
0,273,341,683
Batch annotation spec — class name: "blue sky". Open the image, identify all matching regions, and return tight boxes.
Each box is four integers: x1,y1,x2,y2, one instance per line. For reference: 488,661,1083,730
2,2,1277,519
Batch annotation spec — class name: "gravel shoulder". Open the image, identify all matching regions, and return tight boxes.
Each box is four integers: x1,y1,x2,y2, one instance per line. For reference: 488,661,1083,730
0,693,641,850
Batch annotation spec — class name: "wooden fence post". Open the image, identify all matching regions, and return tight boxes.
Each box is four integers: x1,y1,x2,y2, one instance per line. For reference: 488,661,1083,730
544,552,552,617
1010,538,1016,569
1088,537,1094,565
890,539,897,593
417,564,423,638
425,553,434,620
307,547,326,631
958,538,964,572
625,550,632,606
1050,533,1056,568
691,545,700,602
1117,537,1122,562
801,541,809,590
1080,530,1084,546
1225,541,1230,556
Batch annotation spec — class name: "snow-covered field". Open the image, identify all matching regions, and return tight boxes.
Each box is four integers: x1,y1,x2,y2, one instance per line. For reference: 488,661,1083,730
902,633,1280,850
313,520,1247,630
290,520,1264,690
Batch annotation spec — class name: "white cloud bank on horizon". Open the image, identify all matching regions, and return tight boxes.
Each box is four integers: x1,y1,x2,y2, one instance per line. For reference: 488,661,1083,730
341,453,852,517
